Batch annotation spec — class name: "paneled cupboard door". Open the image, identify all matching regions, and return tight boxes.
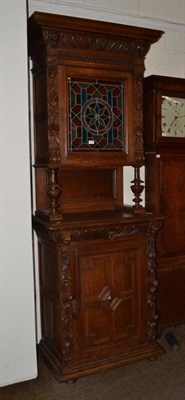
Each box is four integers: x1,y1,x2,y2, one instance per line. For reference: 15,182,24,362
73,239,147,360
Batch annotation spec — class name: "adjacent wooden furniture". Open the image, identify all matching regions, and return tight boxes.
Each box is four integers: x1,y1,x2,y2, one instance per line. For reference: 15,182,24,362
28,12,164,382
144,75,185,330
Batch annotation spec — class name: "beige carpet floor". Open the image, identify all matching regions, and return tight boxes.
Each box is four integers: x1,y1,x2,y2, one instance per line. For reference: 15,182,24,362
1,324,185,400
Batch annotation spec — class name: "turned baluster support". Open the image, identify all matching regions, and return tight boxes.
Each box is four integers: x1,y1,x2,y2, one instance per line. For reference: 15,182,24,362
46,167,63,221
131,166,145,213
35,167,63,222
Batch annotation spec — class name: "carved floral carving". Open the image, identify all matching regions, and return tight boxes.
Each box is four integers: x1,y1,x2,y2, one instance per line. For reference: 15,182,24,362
133,69,145,164
47,63,61,163
58,248,71,288
43,30,59,48
61,296,73,361
57,233,75,362
49,149,61,164
146,221,163,340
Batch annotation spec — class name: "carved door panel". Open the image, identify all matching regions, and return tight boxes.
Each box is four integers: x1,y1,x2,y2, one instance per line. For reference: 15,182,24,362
74,239,147,360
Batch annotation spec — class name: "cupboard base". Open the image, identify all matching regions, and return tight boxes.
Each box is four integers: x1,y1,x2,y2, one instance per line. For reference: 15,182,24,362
39,338,164,382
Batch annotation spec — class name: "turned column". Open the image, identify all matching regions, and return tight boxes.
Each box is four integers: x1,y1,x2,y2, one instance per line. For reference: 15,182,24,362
131,166,145,213
35,167,63,222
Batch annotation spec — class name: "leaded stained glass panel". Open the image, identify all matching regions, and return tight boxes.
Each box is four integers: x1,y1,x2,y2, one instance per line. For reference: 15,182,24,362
68,78,125,152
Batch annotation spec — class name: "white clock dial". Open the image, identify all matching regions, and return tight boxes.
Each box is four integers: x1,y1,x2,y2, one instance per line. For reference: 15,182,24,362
161,96,185,137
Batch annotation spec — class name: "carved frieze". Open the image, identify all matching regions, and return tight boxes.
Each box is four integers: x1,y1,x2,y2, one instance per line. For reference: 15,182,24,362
58,52,133,67
59,32,137,54
33,219,151,243
42,28,150,57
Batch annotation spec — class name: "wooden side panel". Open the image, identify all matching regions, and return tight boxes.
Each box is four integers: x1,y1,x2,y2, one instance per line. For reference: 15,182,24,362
157,258,185,329
145,151,185,328
39,240,62,352
35,168,48,212
161,159,185,255
33,69,49,164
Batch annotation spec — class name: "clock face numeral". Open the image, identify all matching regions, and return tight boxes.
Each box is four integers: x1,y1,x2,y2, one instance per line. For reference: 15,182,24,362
161,96,185,138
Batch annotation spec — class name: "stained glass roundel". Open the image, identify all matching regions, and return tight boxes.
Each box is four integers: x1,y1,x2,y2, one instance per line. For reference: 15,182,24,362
81,98,113,135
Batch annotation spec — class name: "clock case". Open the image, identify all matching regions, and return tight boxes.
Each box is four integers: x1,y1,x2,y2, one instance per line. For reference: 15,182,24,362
144,75,185,148
144,75,185,330
28,13,165,382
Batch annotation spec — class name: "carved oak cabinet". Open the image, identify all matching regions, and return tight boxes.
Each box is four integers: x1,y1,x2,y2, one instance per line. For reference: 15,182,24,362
28,12,164,382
